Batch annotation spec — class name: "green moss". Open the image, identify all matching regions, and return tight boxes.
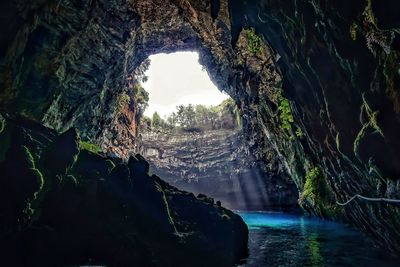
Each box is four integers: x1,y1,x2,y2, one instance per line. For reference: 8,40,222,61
32,168,44,196
354,94,384,157
245,28,263,55
79,141,102,154
277,93,294,132
21,146,45,221
155,182,178,234
22,145,35,167
0,113,5,133
300,167,339,217
301,167,322,206
23,146,45,191
335,133,341,151
295,127,304,138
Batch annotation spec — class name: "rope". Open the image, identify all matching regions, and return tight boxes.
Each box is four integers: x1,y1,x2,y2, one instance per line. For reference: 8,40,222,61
336,194,400,206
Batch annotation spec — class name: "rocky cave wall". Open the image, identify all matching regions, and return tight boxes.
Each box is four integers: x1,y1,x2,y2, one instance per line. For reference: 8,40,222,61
140,129,298,211
1,0,400,255
230,0,400,254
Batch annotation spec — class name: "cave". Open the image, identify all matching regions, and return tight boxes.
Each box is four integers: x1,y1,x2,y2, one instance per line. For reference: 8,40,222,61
0,0,400,266
139,51,298,211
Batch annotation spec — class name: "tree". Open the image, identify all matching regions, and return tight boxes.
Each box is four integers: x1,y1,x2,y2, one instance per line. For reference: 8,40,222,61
167,112,177,128
185,104,196,128
152,112,164,129
140,116,152,131
176,105,186,127
135,83,149,118
147,98,240,132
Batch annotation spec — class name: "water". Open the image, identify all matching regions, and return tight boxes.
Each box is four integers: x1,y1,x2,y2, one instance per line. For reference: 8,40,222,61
237,211,399,267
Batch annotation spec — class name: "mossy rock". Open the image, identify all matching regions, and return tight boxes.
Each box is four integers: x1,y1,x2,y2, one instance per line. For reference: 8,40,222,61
0,144,44,225
300,167,338,218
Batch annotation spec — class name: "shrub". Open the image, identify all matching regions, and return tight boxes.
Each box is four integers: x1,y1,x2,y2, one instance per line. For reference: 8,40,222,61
295,127,304,138
245,28,263,55
301,167,322,206
278,94,294,132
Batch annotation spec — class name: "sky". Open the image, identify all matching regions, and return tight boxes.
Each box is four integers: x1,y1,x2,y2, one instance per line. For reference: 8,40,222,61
142,52,229,118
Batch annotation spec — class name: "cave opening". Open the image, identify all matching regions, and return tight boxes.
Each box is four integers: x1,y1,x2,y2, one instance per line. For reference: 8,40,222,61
141,51,229,118
2,0,400,265
137,51,246,209
134,51,298,211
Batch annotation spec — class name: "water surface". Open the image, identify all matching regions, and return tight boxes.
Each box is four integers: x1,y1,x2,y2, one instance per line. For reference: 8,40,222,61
238,211,398,267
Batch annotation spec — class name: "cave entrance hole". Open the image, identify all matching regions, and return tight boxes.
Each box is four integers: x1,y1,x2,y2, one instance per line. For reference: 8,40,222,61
137,51,271,210
142,51,229,119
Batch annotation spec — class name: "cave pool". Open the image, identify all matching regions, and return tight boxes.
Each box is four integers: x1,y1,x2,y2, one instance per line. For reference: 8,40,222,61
237,211,399,267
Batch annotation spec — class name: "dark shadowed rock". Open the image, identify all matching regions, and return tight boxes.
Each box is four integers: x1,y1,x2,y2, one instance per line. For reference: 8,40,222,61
0,116,248,267
72,149,114,180
43,128,79,175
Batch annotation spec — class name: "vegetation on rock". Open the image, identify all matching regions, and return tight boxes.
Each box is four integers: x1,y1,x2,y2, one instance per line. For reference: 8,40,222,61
277,93,294,132
116,92,131,114
134,83,149,118
295,127,304,138
79,141,102,154
245,28,263,55
300,166,337,217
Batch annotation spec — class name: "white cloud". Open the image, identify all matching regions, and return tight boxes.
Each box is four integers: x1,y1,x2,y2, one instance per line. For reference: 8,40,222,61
142,52,229,118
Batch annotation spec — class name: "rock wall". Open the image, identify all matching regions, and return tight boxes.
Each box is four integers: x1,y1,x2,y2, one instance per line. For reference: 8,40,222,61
229,0,400,254
0,0,400,255
140,129,299,211
0,114,248,266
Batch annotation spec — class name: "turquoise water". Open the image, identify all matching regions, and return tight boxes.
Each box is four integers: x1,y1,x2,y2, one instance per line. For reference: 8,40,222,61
238,211,399,267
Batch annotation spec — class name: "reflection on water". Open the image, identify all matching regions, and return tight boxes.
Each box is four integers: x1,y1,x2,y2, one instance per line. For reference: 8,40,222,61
238,211,398,267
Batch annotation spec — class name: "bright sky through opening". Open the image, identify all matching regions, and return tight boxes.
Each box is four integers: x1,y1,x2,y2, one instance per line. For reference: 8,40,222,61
142,52,229,118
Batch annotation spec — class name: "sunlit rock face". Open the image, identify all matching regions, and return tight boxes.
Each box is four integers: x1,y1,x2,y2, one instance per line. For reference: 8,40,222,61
141,129,299,211
1,0,400,255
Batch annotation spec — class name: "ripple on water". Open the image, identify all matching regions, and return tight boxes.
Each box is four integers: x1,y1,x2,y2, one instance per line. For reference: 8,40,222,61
237,211,399,267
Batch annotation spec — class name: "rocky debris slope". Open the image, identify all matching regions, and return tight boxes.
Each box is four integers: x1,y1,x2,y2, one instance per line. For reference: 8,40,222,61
1,0,400,255
0,114,248,267
141,129,298,210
